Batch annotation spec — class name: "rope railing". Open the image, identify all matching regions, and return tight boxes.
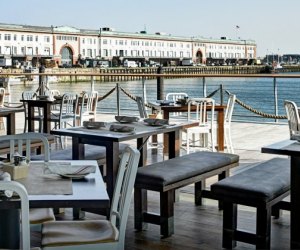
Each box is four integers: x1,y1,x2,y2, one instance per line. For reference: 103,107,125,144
98,84,288,120
97,87,116,101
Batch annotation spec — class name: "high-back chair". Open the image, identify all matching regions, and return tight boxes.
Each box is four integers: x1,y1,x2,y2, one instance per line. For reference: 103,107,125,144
22,91,44,133
165,92,188,117
77,91,98,126
50,93,78,129
136,96,148,118
0,87,5,130
224,94,236,153
182,97,215,153
284,100,300,139
0,133,55,232
41,146,140,250
0,181,31,250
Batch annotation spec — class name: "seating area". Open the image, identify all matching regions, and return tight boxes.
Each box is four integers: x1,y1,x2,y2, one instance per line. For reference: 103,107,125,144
0,89,296,250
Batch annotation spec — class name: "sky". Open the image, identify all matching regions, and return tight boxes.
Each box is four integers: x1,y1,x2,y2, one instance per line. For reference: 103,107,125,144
0,0,299,57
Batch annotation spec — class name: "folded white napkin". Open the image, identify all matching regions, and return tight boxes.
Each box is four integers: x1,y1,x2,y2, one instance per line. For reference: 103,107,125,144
44,162,96,176
0,171,13,197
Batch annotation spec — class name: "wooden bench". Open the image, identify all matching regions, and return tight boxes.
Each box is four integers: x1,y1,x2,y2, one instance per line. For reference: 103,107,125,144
211,158,290,249
134,151,239,237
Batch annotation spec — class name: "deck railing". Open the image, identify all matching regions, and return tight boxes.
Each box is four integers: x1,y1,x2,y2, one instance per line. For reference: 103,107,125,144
1,72,299,123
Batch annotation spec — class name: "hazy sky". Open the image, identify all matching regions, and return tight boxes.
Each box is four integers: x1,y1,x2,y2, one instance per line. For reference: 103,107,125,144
0,0,299,57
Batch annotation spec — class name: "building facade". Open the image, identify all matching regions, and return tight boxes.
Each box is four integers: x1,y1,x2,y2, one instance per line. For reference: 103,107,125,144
0,23,257,67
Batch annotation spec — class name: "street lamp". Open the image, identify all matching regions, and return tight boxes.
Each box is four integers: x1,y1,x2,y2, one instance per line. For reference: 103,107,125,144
98,27,102,58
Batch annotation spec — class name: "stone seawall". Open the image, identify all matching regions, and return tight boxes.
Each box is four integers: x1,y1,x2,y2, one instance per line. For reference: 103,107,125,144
2,65,300,83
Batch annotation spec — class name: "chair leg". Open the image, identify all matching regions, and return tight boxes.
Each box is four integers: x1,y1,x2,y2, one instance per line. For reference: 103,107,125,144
195,180,205,206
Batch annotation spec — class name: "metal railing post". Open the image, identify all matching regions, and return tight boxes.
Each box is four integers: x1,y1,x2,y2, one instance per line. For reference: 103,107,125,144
220,84,223,105
202,77,207,97
91,76,95,91
116,83,120,116
274,77,278,123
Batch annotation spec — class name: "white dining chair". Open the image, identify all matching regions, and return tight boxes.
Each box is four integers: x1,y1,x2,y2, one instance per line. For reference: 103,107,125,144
224,94,236,153
0,133,55,231
0,87,6,130
284,100,300,139
41,146,140,250
182,97,216,153
77,90,98,126
166,92,188,117
0,181,31,250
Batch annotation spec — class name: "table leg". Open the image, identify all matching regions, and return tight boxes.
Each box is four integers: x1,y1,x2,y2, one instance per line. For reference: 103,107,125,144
163,111,170,154
27,105,35,132
105,142,120,200
44,103,51,133
6,113,15,135
137,137,148,167
290,156,300,248
217,109,224,151
0,209,20,249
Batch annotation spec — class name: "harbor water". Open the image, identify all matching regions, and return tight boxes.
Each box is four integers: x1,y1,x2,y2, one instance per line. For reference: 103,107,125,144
8,75,300,123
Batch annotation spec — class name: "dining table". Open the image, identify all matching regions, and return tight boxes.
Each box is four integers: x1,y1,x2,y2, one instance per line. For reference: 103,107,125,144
20,98,60,133
51,120,197,200
261,139,300,249
0,160,109,249
149,101,226,151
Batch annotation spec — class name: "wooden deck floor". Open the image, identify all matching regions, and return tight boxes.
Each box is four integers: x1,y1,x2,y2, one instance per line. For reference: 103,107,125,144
26,114,291,249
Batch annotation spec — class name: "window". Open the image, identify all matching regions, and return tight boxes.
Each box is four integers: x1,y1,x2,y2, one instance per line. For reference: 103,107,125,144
82,38,85,44
35,36,38,42
14,34,17,41
44,47,50,55
21,47,25,55
36,47,39,55
82,49,85,56
4,34,11,40
27,35,33,42
103,39,108,44
44,36,50,43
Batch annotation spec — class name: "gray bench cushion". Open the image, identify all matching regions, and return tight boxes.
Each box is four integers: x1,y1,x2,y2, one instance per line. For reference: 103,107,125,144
135,151,239,189
211,158,290,203
31,143,128,164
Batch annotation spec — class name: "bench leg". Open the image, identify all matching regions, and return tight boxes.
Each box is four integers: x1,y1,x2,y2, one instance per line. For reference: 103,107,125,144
160,190,175,237
218,170,229,210
223,202,237,249
256,206,271,249
134,188,148,231
195,180,205,206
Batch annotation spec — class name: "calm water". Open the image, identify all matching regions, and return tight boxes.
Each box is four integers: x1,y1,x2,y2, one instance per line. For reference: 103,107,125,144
9,74,300,122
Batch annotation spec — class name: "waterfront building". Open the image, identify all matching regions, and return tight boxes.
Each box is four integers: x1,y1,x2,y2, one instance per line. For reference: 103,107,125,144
0,22,256,67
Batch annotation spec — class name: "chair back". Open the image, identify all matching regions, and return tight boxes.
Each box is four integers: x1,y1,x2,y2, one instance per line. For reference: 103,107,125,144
224,94,236,124
187,97,215,126
109,146,140,248
0,181,30,250
136,96,148,118
0,133,50,162
45,89,60,100
0,87,5,107
59,93,78,124
78,91,98,125
166,92,188,102
284,100,300,139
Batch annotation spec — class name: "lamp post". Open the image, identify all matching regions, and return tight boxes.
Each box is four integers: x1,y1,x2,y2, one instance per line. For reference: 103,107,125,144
98,27,102,58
